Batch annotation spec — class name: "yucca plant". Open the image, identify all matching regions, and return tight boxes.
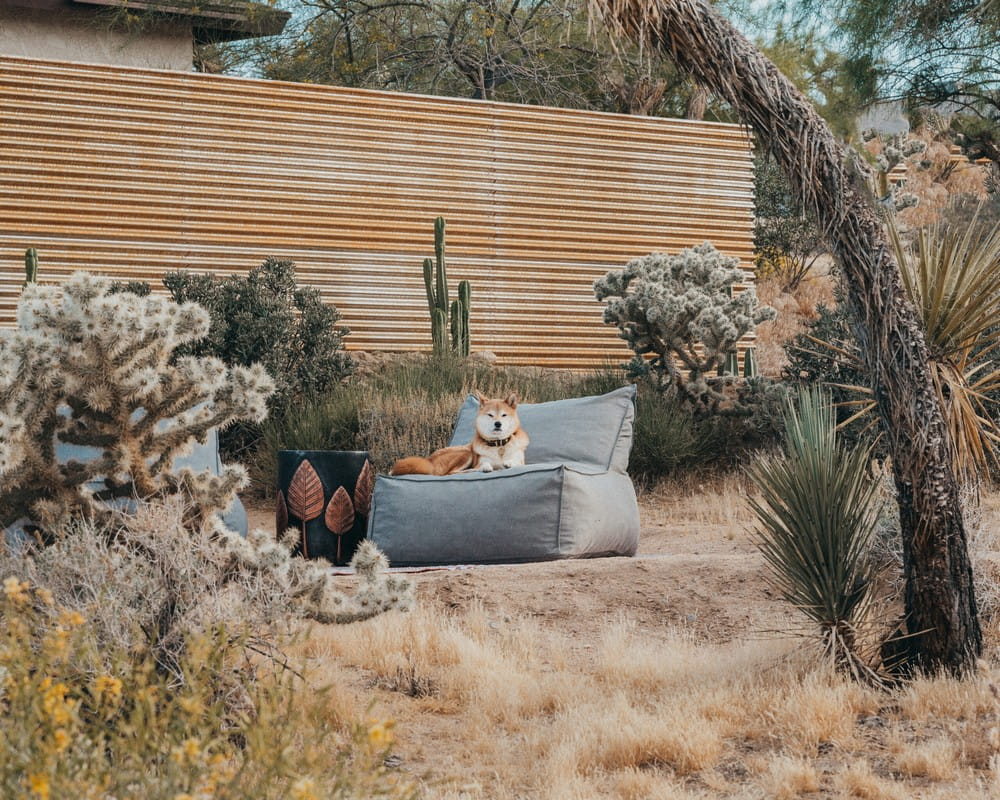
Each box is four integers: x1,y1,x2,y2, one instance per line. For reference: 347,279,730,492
796,211,1000,484
890,213,1000,481
748,387,882,680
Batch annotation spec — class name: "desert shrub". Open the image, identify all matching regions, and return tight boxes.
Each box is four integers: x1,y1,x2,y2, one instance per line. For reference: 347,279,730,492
162,258,354,457
627,387,723,485
0,271,273,534
748,387,882,679
754,155,826,291
1,270,410,676
594,243,775,415
249,387,364,495
781,299,877,449
0,577,415,800
0,499,413,684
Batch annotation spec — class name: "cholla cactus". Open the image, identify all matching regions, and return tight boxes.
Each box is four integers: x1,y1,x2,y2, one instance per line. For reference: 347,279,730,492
217,525,412,626
595,243,775,414
862,129,926,212
0,271,274,532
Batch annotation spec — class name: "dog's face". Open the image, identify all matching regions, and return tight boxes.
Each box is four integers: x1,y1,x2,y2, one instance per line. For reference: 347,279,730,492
473,392,520,441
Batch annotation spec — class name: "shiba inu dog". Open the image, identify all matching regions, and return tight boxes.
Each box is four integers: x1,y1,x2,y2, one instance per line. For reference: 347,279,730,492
390,391,529,476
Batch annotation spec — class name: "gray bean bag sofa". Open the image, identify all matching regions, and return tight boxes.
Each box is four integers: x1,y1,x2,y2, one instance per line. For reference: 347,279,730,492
366,385,640,565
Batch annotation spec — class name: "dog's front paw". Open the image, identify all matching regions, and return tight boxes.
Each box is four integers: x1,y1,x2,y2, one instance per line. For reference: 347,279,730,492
479,462,494,473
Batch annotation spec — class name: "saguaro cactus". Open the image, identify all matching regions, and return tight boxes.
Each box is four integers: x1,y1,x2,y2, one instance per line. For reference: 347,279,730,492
23,248,38,289
422,217,471,357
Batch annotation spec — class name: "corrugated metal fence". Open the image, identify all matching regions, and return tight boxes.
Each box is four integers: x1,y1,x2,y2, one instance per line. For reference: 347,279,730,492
0,56,755,368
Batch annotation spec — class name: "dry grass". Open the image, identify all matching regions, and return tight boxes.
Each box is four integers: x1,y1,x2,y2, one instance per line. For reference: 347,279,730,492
892,736,959,781
754,266,836,378
764,755,820,798
834,759,906,799
281,484,1000,798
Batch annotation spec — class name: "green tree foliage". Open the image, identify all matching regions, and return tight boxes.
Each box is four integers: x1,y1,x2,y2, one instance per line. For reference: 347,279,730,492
753,154,825,290
785,0,1000,160
205,0,734,118
162,259,354,456
734,11,871,138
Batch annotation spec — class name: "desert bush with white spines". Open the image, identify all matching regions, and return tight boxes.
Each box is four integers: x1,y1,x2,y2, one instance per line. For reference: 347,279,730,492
0,271,272,532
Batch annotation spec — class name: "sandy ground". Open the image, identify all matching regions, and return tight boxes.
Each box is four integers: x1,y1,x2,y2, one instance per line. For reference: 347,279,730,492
246,482,1000,798
246,474,798,658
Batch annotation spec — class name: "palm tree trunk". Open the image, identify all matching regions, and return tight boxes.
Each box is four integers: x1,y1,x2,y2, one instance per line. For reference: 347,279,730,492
592,0,981,673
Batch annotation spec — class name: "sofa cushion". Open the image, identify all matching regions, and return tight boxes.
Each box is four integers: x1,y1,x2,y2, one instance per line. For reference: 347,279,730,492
448,385,636,473
366,462,639,566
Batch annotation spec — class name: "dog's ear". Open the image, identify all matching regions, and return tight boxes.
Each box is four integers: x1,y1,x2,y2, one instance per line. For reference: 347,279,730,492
505,392,518,408
473,389,487,405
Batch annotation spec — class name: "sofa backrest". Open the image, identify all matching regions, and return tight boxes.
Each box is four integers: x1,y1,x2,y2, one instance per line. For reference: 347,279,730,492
448,385,636,473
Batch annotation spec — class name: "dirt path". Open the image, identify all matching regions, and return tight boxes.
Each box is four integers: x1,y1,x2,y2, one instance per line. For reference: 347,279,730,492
246,476,798,649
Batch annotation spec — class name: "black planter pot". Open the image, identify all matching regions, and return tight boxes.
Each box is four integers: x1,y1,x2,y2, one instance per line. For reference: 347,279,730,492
276,450,374,566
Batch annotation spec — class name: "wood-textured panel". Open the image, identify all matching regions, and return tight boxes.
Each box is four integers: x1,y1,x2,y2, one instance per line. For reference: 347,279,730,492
0,56,755,368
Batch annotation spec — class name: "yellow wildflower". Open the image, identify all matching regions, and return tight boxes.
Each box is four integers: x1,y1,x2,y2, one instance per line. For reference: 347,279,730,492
52,728,70,752
367,719,395,749
27,773,50,799
290,777,319,800
178,694,204,717
42,626,70,659
3,577,30,605
36,587,54,606
41,681,73,726
58,610,85,627
93,675,123,705
171,737,201,765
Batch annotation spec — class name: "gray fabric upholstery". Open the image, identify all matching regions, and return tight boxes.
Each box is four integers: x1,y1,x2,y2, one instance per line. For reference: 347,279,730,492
367,386,639,566
449,385,637,472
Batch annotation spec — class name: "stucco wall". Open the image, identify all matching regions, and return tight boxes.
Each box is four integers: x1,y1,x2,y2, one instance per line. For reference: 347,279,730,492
0,7,192,70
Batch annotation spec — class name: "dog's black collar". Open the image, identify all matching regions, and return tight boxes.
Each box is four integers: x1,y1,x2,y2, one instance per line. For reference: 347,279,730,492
483,435,512,448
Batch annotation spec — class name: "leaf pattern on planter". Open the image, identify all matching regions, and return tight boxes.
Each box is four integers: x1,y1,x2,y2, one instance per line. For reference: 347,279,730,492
276,489,289,534
354,459,375,517
325,485,355,534
287,459,324,523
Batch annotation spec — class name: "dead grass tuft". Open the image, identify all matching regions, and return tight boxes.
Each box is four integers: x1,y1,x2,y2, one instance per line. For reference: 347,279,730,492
769,672,876,754
897,672,997,722
764,754,820,798
835,759,906,799
893,736,959,781
544,693,724,776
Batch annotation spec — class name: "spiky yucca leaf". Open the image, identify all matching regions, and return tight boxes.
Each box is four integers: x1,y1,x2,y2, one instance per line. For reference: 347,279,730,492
792,212,1000,482
748,388,881,668
888,213,1000,480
